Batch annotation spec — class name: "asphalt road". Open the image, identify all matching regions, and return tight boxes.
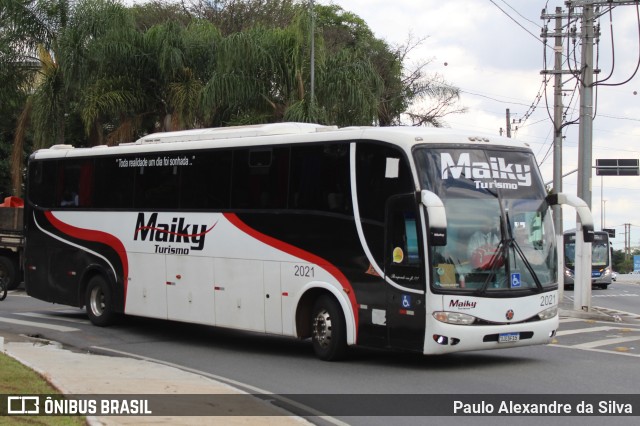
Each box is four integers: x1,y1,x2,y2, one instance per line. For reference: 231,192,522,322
1,283,639,426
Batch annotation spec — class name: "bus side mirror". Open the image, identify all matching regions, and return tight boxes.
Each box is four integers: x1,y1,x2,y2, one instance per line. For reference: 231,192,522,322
420,190,447,246
546,193,594,243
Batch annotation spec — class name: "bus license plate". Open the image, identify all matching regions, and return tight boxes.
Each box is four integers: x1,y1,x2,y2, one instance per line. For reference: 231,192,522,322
498,332,520,343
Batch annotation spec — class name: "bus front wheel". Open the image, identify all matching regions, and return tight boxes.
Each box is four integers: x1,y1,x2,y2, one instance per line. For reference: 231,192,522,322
85,275,115,327
311,295,347,361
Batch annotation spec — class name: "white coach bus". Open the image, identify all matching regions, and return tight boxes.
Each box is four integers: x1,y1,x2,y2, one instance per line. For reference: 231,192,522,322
24,123,593,360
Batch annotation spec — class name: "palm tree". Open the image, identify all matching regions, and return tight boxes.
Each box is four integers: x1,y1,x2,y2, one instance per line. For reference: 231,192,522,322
202,9,382,126
2,0,137,193
1,0,70,194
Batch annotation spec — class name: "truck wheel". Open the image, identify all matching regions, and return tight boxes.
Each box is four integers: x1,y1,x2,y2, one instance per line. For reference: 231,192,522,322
0,256,18,292
311,295,347,361
85,275,115,326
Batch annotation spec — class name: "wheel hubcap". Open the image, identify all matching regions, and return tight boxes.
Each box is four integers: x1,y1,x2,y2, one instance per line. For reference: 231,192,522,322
90,287,105,316
313,308,332,348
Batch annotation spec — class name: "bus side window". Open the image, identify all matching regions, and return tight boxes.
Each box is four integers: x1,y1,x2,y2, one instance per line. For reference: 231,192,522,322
384,194,424,288
28,161,57,208
394,212,420,265
357,142,414,270
93,156,135,209
56,160,94,208
180,150,232,209
289,144,351,213
231,147,289,209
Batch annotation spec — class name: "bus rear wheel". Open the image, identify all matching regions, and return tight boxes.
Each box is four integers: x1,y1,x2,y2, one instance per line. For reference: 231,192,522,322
311,295,347,361
85,275,115,326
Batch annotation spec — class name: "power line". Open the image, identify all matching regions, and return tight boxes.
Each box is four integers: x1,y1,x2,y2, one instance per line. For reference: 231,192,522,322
488,0,544,43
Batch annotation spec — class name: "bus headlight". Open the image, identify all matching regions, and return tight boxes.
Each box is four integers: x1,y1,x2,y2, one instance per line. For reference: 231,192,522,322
433,311,476,325
538,306,558,320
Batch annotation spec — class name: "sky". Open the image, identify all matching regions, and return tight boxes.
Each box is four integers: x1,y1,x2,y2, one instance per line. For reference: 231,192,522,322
326,0,640,251
123,0,639,251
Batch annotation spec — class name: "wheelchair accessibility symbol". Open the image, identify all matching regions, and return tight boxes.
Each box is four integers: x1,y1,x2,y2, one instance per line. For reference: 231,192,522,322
511,273,521,288
401,294,412,309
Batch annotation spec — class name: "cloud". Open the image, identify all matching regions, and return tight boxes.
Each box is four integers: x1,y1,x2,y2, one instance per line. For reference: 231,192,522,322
332,0,640,247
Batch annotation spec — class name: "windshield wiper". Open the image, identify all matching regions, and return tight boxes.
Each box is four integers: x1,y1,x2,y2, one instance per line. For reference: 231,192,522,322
509,238,543,290
475,239,506,294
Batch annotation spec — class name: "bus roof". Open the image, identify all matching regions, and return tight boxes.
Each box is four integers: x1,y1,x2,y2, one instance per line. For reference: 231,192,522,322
30,122,531,160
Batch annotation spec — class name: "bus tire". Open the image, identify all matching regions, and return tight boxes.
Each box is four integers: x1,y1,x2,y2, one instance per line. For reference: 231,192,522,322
0,255,18,292
85,275,115,327
311,295,347,361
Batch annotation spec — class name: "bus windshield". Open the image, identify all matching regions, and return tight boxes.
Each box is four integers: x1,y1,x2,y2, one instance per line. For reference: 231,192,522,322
564,232,610,269
414,147,557,294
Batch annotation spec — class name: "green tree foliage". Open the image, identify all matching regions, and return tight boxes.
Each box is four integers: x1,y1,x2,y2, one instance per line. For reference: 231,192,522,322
613,247,640,273
1,0,464,196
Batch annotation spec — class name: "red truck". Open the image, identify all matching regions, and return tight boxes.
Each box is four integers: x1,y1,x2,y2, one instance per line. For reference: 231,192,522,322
0,196,24,291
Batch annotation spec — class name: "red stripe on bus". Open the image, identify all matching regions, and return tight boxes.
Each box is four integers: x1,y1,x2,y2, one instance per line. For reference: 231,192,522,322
44,211,129,306
223,213,359,339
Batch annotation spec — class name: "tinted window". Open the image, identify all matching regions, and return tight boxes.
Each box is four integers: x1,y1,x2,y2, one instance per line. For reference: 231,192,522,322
54,159,94,208
289,144,351,213
93,156,135,209
356,142,414,222
355,142,414,268
28,160,57,207
180,150,232,209
135,160,179,209
231,147,290,209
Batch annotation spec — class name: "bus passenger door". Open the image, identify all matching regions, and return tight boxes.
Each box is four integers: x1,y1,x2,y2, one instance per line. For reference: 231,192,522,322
165,255,215,325
384,194,426,351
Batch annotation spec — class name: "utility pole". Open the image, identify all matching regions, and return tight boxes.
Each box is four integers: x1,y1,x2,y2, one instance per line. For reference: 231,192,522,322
573,3,595,312
552,6,565,300
625,223,631,260
541,1,640,311
576,4,594,211
505,109,511,138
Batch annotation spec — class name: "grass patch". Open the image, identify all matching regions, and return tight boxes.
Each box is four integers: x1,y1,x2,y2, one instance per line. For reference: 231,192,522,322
0,351,86,425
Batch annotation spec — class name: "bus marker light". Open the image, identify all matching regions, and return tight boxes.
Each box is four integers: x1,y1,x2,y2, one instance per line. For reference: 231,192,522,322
433,312,448,323
433,335,448,345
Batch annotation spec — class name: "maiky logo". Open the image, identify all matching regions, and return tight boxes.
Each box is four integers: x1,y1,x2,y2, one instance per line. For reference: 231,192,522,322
134,213,217,253
441,152,531,189
449,299,477,309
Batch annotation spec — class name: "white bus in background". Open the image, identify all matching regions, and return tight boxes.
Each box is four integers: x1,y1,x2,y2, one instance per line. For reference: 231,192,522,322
564,230,613,289
24,123,593,360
